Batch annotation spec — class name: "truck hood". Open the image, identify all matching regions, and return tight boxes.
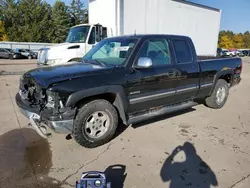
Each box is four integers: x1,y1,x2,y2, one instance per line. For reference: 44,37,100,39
49,43,76,52
24,62,113,88
45,43,85,63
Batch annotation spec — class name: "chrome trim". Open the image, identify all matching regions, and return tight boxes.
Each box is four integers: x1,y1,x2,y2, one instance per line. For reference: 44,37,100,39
129,90,175,104
176,86,197,93
19,106,37,119
37,48,50,64
201,83,213,88
136,57,153,68
47,120,73,134
18,107,73,136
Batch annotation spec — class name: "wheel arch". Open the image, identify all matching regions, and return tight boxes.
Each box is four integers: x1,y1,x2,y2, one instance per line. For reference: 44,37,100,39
209,70,233,96
65,85,128,125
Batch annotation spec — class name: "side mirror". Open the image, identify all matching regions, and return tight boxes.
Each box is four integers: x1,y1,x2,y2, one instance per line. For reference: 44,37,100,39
134,57,153,69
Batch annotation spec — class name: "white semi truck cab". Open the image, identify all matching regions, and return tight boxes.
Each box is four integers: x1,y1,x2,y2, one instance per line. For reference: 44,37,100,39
37,24,110,66
38,0,221,66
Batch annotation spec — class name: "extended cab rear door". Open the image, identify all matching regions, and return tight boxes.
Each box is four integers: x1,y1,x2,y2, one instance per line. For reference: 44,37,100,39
171,38,200,102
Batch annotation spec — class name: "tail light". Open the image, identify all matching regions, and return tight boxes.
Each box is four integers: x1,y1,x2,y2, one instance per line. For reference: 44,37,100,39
240,59,243,72
234,59,242,74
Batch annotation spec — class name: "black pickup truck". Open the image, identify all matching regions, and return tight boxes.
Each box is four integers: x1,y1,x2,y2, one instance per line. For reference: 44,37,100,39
16,35,242,148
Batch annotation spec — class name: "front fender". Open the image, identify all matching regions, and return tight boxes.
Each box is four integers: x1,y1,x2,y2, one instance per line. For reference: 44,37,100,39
106,85,129,124
65,85,129,125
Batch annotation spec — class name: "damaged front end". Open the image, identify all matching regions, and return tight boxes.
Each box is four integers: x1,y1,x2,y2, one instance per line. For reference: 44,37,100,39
16,75,76,138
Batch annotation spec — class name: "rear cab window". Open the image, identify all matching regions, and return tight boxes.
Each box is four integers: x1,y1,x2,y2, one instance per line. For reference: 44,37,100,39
173,39,193,64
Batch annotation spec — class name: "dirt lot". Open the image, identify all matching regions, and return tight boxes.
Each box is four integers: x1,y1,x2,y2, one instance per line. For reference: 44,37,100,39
0,58,250,188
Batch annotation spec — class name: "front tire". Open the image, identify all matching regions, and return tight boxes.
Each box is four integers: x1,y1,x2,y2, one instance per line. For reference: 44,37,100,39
73,99,118,148
205,79,229,109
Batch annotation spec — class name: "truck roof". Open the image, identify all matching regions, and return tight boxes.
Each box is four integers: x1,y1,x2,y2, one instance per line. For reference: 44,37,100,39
71,24,90,28
107,34,191,40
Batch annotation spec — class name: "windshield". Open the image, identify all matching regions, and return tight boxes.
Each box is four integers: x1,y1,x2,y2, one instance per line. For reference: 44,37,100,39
83,38,138,66
65,26,90,43
5,48,14,53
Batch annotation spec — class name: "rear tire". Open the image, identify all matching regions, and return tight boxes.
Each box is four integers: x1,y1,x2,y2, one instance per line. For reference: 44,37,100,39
205,79,229,109
9,54,13,59
73,99,118,148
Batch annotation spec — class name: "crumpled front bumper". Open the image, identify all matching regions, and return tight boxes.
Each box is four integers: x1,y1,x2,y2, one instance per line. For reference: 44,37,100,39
16,93,75,138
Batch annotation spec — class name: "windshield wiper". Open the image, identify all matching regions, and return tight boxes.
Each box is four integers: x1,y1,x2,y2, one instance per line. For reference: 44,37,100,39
82,59,107,67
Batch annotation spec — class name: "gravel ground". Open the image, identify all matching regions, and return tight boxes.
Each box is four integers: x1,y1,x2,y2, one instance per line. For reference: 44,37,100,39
0,58,250,188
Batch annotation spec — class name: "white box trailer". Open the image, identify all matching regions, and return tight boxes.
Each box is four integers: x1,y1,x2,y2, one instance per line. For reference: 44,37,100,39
89,0,221,56
38,0,221,66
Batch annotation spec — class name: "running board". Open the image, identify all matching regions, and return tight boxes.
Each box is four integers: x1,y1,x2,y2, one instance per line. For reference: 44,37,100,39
127,101,197,125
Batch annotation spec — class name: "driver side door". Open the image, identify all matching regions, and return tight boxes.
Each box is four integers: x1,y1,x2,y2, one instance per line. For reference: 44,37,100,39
126,37,179,113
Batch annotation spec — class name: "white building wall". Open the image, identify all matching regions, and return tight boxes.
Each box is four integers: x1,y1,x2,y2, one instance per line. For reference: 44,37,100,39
89,0,221,56
89,0,118,36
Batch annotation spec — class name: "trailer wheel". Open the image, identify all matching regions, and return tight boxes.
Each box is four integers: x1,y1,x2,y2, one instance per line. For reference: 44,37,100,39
73,99,118,148
205,79,229,109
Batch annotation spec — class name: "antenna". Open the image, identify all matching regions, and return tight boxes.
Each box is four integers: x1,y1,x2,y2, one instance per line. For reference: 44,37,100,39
134,30,136,36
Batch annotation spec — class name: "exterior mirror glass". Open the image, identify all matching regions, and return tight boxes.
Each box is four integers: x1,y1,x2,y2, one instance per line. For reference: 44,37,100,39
135,57,153,69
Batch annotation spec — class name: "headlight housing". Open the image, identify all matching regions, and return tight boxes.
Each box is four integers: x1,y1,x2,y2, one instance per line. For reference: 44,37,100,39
46,90,68,110
46,91,58,108
38,48,50,64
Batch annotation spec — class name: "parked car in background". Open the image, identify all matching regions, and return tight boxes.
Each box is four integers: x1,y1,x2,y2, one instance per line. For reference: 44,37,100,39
0,48,22,59
16,49,38,59
228,50,237,57
0,48,12,59
242,50,250,56
236,50,245,57
217,48,223,57
221,50,230,57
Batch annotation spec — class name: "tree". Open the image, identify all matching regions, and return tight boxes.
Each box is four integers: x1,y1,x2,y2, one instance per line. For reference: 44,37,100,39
243,31,250,48
218,35,234,49
232,34,244,49
83,9,88,24
0,21,8,41
1,0,23,41
18,0,52,42
50,1,70,43
69,0,88,25
218,30,250,49
1,0,52,42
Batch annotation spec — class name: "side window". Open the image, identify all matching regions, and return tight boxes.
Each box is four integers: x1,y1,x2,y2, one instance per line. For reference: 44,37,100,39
137,38,171,66
88,27,96,44
102,27,107,39
0,49,3,52
173,39,192,63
